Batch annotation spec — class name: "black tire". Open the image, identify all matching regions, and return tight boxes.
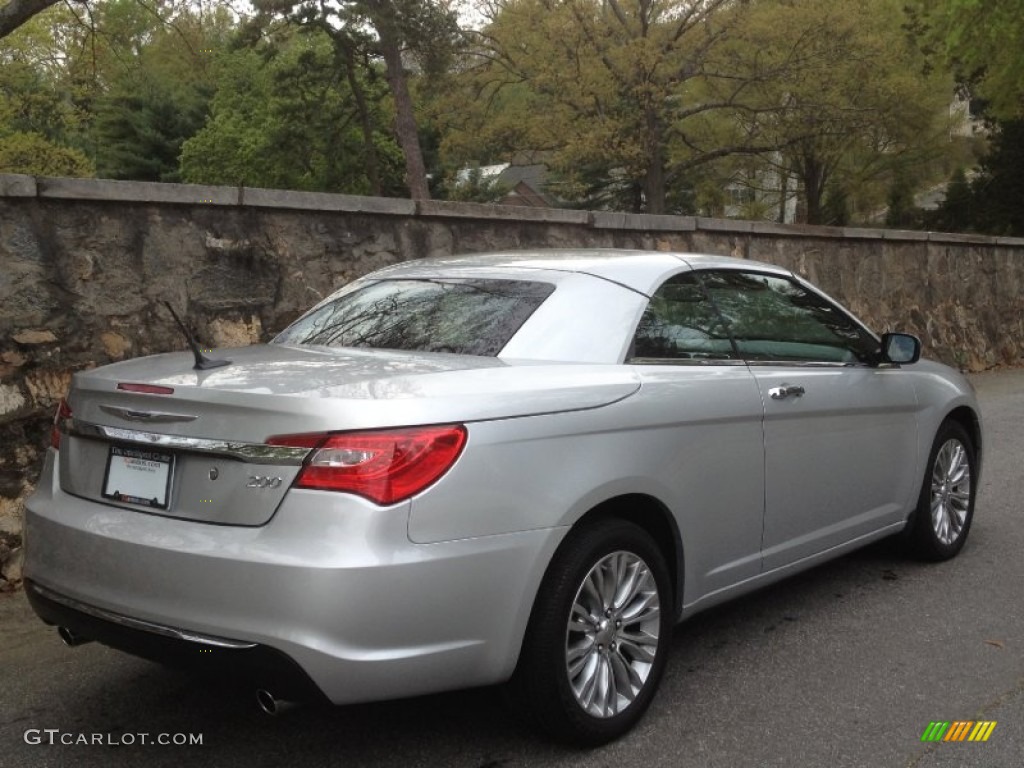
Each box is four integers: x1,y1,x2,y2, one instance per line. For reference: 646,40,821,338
506,518,673,746
905,420,977,561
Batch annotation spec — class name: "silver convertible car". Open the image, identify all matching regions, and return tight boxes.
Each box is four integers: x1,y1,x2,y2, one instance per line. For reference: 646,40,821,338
25,250,980,744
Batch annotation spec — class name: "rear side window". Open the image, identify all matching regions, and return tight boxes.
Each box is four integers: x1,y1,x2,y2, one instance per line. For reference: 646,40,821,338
631,272,737,361
273,278,555,356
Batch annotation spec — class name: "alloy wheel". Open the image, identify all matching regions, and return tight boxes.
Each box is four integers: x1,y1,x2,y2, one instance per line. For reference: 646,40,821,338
930,438,972,546
565,551,661,718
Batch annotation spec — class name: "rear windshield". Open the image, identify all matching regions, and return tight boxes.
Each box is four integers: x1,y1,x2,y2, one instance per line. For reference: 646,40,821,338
273,278,555,356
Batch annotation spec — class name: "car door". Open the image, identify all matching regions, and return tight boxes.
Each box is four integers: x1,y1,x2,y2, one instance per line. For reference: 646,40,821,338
628,271,766,598
698,269,920,571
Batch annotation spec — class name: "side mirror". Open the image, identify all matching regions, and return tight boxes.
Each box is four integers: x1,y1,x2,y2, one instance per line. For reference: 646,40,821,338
880,332,921,365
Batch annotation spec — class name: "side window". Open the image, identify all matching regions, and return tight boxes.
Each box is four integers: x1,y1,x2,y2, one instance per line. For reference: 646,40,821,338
700,271,879,363
630,272,737,361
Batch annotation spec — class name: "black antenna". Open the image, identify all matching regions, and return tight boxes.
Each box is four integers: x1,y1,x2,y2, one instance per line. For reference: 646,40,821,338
163,302,231,371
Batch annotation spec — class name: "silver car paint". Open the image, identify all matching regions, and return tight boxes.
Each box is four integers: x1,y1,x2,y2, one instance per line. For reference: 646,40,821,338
70,347,643,437
24,249,981,707
753,365,920,568
27,453,565,701
408,365,767,599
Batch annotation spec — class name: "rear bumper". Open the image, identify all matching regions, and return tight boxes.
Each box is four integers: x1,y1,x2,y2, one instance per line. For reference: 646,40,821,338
25,579,327,703
25,449,565,705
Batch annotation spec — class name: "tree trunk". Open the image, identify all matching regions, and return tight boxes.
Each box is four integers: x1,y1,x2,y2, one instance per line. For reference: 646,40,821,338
800,155,827,225
776,167,789,223
371,4,430,201
642,106,666,214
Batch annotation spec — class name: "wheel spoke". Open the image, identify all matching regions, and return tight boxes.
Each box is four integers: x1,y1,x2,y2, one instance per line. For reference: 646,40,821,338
613,559,642,611
616,630,659,663
567,641,593,677
949,488,971,504
608,648,639,702
581,570,604,612
599,559,618,608
571,602,594,626
575,652,600,710
620,590,659,624
598,656,615,717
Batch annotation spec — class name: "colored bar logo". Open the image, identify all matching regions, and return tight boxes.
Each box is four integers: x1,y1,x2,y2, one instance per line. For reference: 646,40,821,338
921,721,997,742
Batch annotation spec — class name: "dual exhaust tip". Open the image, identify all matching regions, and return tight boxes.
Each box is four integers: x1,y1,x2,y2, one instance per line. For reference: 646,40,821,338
58,628,297,716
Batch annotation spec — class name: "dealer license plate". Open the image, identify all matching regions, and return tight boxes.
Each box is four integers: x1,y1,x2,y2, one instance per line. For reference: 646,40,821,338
102,444,174,509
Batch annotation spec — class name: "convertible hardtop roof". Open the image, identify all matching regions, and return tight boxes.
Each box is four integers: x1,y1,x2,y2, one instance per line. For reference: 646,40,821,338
371,249,792,296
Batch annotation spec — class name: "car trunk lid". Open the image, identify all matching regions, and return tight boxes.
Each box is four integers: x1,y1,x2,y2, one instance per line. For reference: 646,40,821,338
58,344,639,525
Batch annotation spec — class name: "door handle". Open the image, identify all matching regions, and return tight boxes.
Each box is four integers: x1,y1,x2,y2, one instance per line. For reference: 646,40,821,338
769,384,805,400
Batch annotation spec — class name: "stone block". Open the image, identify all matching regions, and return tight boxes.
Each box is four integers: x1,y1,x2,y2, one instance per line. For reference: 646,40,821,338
12,329,57,345
0,174,36,196
1,546,22,583
418,199,590,224
208,316,262,348
1,351,26,367
590,212,697,232
24,370,72,407
38,177,236,206
695,217,754,234
0,385,26,419
100,331,131,360
0,494,24,534
243,187,416,216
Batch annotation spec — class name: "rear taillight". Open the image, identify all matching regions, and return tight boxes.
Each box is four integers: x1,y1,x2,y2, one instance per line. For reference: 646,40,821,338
267,425,467,505
51,398,72,449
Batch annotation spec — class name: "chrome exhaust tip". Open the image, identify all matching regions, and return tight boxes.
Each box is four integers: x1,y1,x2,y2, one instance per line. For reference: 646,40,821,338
58,626,93,647
256,689,298,716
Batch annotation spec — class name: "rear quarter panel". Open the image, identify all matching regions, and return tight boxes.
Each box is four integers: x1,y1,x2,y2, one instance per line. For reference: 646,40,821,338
408,365,766,605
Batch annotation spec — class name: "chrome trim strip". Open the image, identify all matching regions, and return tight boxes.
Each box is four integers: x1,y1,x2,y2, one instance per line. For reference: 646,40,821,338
30,583,258,649
68,420,310,466
99,405,199,424
743,361,865,368
629,357,748,367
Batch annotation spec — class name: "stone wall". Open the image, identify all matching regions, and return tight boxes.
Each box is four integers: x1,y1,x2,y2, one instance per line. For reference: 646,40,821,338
2,173,1023,590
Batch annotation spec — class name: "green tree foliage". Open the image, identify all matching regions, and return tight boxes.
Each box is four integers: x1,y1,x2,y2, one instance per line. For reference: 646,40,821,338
0,130,92,174
885,173,924,229
437,0,765,215
436,0,956,220
2,0,234,180
181,29,405,194
253,0,462,199
0,9,93,175
912,0,1024,119
929,167,975,232
85,0,233,181
964,119,1024,235
733,0,954,225
928,120,1024,236
93,79,208,181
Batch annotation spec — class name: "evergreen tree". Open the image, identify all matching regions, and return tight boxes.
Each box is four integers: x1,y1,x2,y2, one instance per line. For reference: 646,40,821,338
970,119,1024,236
930,168,974,233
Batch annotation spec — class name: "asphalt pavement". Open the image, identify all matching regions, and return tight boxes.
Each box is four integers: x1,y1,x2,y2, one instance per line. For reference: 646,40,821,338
1,369,1021,768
